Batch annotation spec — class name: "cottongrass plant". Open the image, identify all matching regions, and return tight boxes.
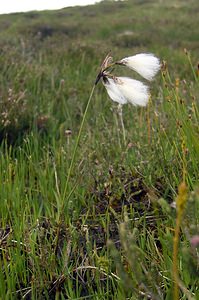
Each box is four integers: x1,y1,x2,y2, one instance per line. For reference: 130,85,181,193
95,52,161,143
59,52,161,223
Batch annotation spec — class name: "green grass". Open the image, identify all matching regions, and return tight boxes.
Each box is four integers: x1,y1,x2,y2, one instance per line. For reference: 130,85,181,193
0,0,199,299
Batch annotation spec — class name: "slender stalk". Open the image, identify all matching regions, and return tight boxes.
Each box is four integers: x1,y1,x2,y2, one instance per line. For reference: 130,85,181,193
59,84,96,219
172,210,181,300
113,108,121,149
54,84,96,254
172,181,188,300
118,104,126,145
147,97,151,145
185,49,198,83
173,140,188,299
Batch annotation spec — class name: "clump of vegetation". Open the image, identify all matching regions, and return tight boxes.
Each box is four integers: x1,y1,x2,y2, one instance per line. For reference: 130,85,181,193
0,88,31,143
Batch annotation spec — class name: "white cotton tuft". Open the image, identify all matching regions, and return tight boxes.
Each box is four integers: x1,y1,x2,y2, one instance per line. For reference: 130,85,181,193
102,77,127,105
119,53,161,81
103,76,149,106
116,77,150,106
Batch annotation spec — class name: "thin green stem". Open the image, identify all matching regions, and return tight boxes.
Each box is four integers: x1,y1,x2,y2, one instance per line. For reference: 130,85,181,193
59,84,96,219
147,98,151,145
118,104,126,145
186,51,198,83
173,211,181,300
172,182,188,300
54,84,96,254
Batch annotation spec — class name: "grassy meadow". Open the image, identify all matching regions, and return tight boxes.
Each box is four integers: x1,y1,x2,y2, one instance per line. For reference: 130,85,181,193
0,0,199,299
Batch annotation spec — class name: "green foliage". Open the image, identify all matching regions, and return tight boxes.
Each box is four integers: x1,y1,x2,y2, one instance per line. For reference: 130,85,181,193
0,0,198,299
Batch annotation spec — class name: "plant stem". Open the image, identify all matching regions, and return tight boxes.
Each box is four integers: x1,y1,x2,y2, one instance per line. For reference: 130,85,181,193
173,210,181,300
59,84,96,220
147,97,151,145
172,181,188,300
54,84,96,254
186,50,198,83
118,104,126,145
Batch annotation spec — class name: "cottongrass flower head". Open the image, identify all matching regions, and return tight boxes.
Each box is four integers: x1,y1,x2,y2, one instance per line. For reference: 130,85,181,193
117,53,161,81
102,76,149,107
95,52,161,143
95,52,161,107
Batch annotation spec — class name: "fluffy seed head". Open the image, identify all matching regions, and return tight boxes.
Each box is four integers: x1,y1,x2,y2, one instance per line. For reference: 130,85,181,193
102,76,127,105
118,53,161,81
103,76,149,106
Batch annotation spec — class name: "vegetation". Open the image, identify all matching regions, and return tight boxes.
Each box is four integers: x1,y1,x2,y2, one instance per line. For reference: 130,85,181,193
0,0,198,299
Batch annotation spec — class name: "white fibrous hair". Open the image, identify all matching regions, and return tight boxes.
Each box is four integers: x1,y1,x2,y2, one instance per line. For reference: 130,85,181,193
119,53,161,81
116,77,149,106
103,76,149,106
102,77,128,105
